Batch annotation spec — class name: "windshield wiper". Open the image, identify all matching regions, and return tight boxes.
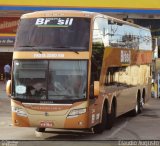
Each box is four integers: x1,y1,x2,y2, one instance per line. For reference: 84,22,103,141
67,48,79,54
19,45,42,54
54,46,79,54
19,45,35,47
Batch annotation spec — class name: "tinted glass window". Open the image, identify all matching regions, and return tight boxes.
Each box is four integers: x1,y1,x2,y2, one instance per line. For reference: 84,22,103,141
13,60,87,102
48,61,87,100
13,60,48,100
15,17,91,51
108,20,152,50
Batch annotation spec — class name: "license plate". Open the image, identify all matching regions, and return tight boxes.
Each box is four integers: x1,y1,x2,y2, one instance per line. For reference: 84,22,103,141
40,121,53,127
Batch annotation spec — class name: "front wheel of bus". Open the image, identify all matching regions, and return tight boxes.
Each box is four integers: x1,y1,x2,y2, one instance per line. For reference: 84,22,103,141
36,128,45,132
106,103,115,129
93,107,107,134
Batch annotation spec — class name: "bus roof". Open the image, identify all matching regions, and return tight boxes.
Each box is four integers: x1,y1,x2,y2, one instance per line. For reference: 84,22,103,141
21,10,150,31
21,10,96,18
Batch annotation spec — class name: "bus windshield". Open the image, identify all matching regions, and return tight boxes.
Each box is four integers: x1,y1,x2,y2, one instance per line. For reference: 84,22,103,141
13,60,87,103
15,17,91,51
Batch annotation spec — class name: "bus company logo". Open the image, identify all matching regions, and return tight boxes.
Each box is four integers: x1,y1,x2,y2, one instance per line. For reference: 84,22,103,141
121,50,131,64
35,18,73,27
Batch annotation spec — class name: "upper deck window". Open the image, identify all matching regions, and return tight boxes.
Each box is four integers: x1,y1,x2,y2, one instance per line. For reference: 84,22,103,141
108,20,152,50
15,17,91,51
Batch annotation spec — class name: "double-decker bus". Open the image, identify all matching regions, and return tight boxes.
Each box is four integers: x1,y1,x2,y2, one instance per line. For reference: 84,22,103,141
6,10,152,134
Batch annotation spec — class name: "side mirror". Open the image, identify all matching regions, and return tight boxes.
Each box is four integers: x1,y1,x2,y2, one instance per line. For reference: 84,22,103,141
94,81,100,97
6,80,11,97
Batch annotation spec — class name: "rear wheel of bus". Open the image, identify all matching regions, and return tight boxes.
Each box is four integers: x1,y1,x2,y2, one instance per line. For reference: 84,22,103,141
93,102,116,134
131,91,143,116
106,102,116,129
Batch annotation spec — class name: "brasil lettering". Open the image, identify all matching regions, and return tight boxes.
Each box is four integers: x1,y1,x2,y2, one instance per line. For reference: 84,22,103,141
35,18,73,27
34,53,64,58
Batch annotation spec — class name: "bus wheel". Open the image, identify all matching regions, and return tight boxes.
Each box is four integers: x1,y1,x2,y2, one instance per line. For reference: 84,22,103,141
36,128,45,132
131,98,140,116
138,97,143,113
93,107,107,134
106,103,115,129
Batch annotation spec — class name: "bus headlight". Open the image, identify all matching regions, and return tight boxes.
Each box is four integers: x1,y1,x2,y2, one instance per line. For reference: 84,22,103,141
12,107,28,117
67,108,86,118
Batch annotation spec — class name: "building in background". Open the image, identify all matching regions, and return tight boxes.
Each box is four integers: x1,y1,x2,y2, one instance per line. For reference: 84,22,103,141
0,17,19,80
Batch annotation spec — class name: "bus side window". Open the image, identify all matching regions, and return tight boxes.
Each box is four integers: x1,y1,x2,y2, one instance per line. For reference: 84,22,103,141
105,67,116,86
108,20,141,49
105,67,128,86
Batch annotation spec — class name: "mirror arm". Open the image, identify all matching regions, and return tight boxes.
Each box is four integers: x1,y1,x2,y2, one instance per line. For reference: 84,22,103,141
94,81,100,97
6,80,11,97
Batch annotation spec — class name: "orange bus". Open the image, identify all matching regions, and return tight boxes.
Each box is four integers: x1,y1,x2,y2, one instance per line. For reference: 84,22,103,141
6,10,152,134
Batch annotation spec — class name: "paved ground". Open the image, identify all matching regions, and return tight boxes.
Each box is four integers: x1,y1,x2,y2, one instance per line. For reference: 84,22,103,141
0,81,160,146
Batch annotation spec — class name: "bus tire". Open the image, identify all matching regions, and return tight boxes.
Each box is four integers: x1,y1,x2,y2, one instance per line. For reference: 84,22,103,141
131,97,140,116
36,128,45,132
93,106,107,134
138,96,143,113
106,103,115,129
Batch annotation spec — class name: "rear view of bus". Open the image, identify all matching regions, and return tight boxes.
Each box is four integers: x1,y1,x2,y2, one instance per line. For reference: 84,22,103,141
7,11,93,132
